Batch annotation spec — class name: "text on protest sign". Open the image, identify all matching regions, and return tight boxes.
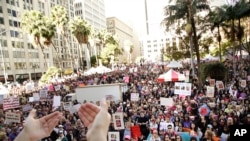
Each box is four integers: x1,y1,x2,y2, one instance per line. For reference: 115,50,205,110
3,97,20,111
5,112,20,123
160,97,174,107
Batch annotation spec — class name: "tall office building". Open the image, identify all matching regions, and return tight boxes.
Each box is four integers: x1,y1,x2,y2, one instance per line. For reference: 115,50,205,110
74,0,106,32
0,0,106,83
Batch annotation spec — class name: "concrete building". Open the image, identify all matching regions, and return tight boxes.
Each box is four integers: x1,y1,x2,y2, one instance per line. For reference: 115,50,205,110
0,0,106,83
73,0,106,31
106,17,141,63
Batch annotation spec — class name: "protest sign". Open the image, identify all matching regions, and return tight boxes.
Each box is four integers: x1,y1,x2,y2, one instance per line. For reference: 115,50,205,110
39,90,48,101
160,97,173,107
53,96,61,107
63,102,72,111
108,132,120,141
3,97,20,111
206,86,215,98
240,80,246,88
22,104,33,112
112,113,125,130
5,112,20,123
131,93,139,101
174,82,192,95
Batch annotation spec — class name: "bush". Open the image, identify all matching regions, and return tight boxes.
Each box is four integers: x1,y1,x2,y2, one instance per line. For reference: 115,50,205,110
201,62,227,83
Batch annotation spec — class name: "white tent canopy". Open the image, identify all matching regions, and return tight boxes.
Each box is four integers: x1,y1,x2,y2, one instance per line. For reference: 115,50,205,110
83,65,113,76
167,60,183,68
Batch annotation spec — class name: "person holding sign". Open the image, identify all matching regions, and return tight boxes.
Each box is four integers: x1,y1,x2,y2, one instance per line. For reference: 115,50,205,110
14,99,111,141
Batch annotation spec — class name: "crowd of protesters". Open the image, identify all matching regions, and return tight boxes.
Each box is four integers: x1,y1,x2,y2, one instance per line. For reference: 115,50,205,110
0,58,250,141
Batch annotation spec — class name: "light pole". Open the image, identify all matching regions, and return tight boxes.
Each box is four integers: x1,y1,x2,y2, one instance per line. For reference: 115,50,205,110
0,30,7,84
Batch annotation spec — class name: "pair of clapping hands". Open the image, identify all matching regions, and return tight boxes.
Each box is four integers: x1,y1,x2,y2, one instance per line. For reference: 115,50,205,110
14,100,111,141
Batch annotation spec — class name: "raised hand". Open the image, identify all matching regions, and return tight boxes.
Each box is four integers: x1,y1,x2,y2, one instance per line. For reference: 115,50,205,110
78,99,111,141
15,109,62,141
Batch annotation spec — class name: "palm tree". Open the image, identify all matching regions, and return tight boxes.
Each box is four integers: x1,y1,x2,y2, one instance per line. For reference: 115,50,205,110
50,6,72,69
21,10,56,68
69,16,92,70
220,0,250,76
162,0,210,88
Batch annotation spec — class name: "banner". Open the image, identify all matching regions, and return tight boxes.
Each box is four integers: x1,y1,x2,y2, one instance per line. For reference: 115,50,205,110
5,112,20,123
130,93,139,101
112,112,125,130
174,82,192,95
160,97,173,107
3,97,20,111
108,132,120,141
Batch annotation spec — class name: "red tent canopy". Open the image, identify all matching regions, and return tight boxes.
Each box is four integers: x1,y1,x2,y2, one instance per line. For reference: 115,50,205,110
157,69,185,82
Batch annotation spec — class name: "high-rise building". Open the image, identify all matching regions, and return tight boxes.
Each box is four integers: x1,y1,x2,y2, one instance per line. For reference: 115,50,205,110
74,0,106,31
0,0,106,83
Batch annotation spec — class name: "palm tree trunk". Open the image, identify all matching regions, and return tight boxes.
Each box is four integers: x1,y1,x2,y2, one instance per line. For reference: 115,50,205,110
217,26,222,62
78,43,83,70
62,33,74,69
187,0,201,89
38,42,47,69
51,41,62,69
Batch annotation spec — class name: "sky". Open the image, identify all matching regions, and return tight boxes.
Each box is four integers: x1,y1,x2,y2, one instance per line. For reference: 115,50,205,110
104,0,168,36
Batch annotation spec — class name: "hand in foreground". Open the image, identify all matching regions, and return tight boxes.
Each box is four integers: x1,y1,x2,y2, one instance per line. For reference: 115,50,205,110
15,109,62,141
78,99,111,141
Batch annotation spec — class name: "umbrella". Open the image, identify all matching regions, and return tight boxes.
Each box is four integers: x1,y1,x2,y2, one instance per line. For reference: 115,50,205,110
198,104,210,116
161,69,185,82
167,60,183,68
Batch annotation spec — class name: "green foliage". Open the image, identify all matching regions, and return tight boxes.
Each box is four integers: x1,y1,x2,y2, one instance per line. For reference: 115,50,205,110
39,66,62,84
96,30,119,46
50,5,69,34
100,43,123,64
201,62,227,82
69,16,92,44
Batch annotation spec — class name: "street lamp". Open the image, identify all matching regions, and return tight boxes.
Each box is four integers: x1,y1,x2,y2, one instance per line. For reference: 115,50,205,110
0,30,7,84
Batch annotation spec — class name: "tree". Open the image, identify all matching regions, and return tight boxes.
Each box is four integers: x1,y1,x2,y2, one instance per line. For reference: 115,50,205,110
21,10,56,68
100,43,123,65
162,0,210,88
69,16,92,70
50,6,71,69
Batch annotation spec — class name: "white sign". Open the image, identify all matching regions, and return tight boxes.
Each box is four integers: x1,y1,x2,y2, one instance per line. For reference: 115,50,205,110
160,97,174,107
112,113,125,130
63,102,72,111
5,112,20,123
53,96,61,107
174,82,192,95
130,93,139,101
33,93,40,101
108,132,120,141
206,86,215,98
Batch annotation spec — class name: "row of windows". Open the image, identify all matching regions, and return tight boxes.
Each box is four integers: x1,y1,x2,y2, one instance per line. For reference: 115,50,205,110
24,0,33,4
12,41,24,48
13,51,25,58
75,3,82,8
9,19,20,27
10,30,20,38
75,10,83,15
0,50,10,58
148,50,158,53
14,62,27,70
0,40,7,47
6,0,19,7
7,8,18,17
0,62,11,70
28,52,39,58
0,6,2,13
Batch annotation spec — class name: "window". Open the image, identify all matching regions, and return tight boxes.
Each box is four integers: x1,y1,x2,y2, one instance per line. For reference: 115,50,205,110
0,40,7,47
12,10,17,17
0,17,4,24
7,9,12,16
10,30,15,37
9,20,13,26
0,6,2,13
